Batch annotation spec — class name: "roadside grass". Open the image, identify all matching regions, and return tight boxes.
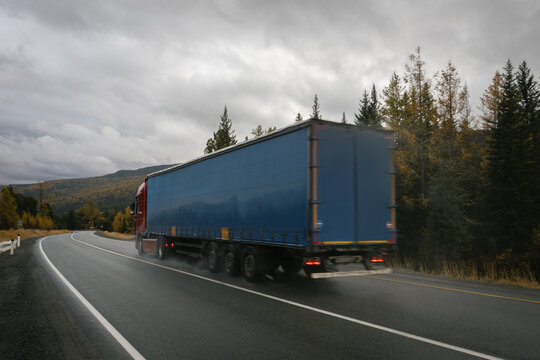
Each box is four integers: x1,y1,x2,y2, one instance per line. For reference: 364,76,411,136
0,229,133,248
0,229,71,243
99,231,134,240
387,256,540,290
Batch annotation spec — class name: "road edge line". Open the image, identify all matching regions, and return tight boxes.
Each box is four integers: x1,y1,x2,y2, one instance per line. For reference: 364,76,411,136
39,236,145,360
70,233,502,360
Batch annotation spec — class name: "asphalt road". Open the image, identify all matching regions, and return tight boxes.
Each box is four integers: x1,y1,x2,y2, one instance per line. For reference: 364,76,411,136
36,231,540,359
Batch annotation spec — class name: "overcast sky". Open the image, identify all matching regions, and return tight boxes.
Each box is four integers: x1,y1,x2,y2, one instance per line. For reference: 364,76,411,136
1,0,539,184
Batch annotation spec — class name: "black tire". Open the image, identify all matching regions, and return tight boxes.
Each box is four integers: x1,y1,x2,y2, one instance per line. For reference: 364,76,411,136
241,246,264,282
363,253,374,270
281,257,302,275
137,236,144,255
206,242,221,273
157,236,166,260
223,244,241,276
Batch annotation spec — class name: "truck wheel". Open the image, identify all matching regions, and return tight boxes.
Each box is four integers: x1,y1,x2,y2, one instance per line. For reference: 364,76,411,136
137,236,144,255
223,244,240,276
242,246,264,282
157,237,166,260
206,242,221,273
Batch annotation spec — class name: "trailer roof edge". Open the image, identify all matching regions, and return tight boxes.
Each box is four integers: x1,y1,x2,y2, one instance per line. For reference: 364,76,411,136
147,119,394,179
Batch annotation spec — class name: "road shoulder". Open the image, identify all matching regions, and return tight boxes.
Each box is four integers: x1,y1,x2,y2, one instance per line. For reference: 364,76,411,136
0,237,97,359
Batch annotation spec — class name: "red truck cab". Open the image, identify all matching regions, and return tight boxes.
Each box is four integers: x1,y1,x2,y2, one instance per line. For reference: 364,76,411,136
134,180,147,236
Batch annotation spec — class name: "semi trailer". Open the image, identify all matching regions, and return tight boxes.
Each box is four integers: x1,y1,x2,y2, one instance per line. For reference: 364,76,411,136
133,119,396,281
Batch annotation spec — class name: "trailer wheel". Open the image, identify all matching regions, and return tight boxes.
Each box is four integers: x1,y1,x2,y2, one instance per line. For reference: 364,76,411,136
157,236,166,260
206,242,221,273
137,236,144,255
242,246,264,282
223,244,240,276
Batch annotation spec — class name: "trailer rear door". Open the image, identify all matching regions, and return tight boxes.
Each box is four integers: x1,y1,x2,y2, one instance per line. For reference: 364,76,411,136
312,125,394,246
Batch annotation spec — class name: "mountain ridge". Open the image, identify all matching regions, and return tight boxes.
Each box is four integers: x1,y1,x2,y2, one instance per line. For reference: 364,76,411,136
10,165,174,215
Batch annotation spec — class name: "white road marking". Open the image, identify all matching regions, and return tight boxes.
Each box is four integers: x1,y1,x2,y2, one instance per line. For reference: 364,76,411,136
70,233,502,360
39,236,145,360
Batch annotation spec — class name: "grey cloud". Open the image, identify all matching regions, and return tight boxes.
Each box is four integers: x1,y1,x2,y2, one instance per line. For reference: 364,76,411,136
1,0,540,184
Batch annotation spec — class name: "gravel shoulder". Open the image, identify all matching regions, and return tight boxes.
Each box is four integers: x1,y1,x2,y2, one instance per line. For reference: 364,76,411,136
0,237,98,359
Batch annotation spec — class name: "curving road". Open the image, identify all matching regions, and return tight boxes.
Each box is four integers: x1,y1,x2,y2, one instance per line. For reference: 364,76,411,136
36,232,540,359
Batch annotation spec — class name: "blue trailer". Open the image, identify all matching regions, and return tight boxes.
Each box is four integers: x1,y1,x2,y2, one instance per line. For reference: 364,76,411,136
133,119,396,281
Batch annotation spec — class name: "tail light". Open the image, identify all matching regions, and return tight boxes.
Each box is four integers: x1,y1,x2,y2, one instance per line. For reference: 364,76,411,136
305,257,321,266
370,255,384,263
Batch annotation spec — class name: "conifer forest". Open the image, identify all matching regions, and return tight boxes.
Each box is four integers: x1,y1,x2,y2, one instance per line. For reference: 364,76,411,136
351,48,539,283
1,48,539,285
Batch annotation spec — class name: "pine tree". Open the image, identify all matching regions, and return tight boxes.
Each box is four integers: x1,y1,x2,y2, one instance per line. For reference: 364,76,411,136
479,71,505,253
404,47,436,204
295,113,303,123
515,61,540,260
310,94,321,120
486,60,526,253
341,112,347,124
204,106,237,153
432,61,463,169
355,85,383,128
214,106,237,149
480,71,504,130
381,47,436,258
382,71,413,255
369,84,382,128
0,187,18,229
516,61,540,126
456,84,488,256
435,61,461,132
426,61,472,259
382,72,406,130
354,90,370,126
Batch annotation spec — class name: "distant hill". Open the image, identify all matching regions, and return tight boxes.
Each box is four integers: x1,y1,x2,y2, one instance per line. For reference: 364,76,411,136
10,165,173,215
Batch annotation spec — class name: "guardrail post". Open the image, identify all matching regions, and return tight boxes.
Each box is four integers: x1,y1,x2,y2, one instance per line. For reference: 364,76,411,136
17,233,21,248
10,239,15,255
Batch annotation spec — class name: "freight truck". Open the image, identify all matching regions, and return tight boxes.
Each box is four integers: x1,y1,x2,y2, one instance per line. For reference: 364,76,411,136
132,119,396,281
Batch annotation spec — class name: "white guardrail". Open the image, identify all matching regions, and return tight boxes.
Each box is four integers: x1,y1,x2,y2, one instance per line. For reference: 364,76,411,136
0,235,21,255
